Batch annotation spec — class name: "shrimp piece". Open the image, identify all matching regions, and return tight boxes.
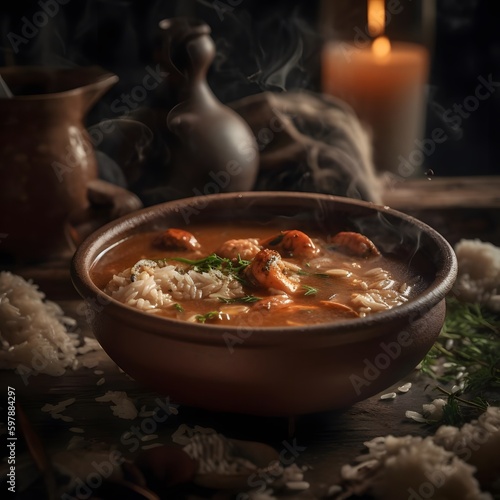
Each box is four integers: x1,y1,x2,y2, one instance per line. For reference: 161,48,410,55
329,231,380,258
245,249,300,295
261,230,320,258
157,228,201,251
216,238,261,261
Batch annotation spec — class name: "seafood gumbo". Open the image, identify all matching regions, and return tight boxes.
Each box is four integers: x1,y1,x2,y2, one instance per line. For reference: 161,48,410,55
92,225,421,327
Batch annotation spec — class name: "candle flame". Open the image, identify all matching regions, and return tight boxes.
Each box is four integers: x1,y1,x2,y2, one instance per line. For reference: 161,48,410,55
372,36,391,58
368,0,385,37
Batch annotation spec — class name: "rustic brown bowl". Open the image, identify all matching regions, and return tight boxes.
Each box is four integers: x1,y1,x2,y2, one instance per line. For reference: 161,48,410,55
71,192,457,416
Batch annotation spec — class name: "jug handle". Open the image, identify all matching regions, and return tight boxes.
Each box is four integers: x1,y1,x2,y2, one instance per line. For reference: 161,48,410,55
67,180,142,247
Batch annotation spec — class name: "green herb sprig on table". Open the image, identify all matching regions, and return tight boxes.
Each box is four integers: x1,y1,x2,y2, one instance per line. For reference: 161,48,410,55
420,297,500,425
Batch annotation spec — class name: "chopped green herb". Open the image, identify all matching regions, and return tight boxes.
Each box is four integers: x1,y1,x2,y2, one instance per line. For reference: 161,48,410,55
173,303,184,313
419,297,500,425
298,269,330,278
195,311,221,323
166,253,250,279
302,285,318,296
219,295,262,304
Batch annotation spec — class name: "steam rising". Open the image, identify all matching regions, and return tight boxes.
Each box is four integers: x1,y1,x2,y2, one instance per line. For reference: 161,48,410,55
198,3,319,100
1,2,379,205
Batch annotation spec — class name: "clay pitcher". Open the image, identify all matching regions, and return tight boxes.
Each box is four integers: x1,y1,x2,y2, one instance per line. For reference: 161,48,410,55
0,66,119,262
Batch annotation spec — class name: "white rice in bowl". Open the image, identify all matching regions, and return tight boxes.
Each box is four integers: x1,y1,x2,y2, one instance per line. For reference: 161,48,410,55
105,260,245,312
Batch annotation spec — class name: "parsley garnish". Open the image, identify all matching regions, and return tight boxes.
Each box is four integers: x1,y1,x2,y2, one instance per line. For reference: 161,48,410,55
302,285,318,296
166,253,250,280
218,295,262,304
195,311,221,323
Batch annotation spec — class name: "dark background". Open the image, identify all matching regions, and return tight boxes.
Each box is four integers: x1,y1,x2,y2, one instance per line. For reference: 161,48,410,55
1,0,498,177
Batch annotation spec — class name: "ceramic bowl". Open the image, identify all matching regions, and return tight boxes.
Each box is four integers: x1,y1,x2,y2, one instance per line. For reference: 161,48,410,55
71,192,457,416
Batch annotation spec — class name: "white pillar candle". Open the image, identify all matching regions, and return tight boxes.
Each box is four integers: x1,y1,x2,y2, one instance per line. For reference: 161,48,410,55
322,37,429,176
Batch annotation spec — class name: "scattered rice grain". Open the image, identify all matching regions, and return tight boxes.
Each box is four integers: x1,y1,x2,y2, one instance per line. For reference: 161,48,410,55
67,436,85,450
380,392,397,400
285,480,310,491
405,410,427,423
140,434,158,442
397,382,412,393
325,269,351,277
326,484,343,496
81,358,99,369
141,443,163,450
95,391,138,420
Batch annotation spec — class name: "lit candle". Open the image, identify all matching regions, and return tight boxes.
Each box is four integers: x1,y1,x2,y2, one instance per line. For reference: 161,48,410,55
322,0,429,176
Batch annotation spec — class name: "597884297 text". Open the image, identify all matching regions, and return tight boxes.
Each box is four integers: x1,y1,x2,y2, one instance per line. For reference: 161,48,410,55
6,386,16,493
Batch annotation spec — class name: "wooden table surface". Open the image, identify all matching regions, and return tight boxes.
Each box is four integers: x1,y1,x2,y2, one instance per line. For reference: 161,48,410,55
3,176,499,499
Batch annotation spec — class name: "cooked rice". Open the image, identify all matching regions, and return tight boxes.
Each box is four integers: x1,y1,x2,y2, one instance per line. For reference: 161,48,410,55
41,397,76,422
379,392,397,400
433,406,500,474
105,261,244,311
397,382,412,393
285,481,310,491
337,407,500,499
314,261,411,317
348,267,411,316
95,391,138,420
141,443,163,450
453,239,500,311
182,431,257,475
339,434,489,500
0,272,78,375
107,254,411,319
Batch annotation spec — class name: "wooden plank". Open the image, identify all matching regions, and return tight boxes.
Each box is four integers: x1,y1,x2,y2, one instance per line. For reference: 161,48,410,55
381,176,500,245
382,176,500,210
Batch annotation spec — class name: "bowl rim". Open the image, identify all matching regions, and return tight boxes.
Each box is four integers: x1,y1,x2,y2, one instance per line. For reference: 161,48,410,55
71,191,457,345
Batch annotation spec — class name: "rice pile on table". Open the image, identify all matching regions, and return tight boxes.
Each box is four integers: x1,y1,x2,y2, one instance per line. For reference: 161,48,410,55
338,437,487,500
453,239,500,311
335,406,500,500
0,272,79,376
